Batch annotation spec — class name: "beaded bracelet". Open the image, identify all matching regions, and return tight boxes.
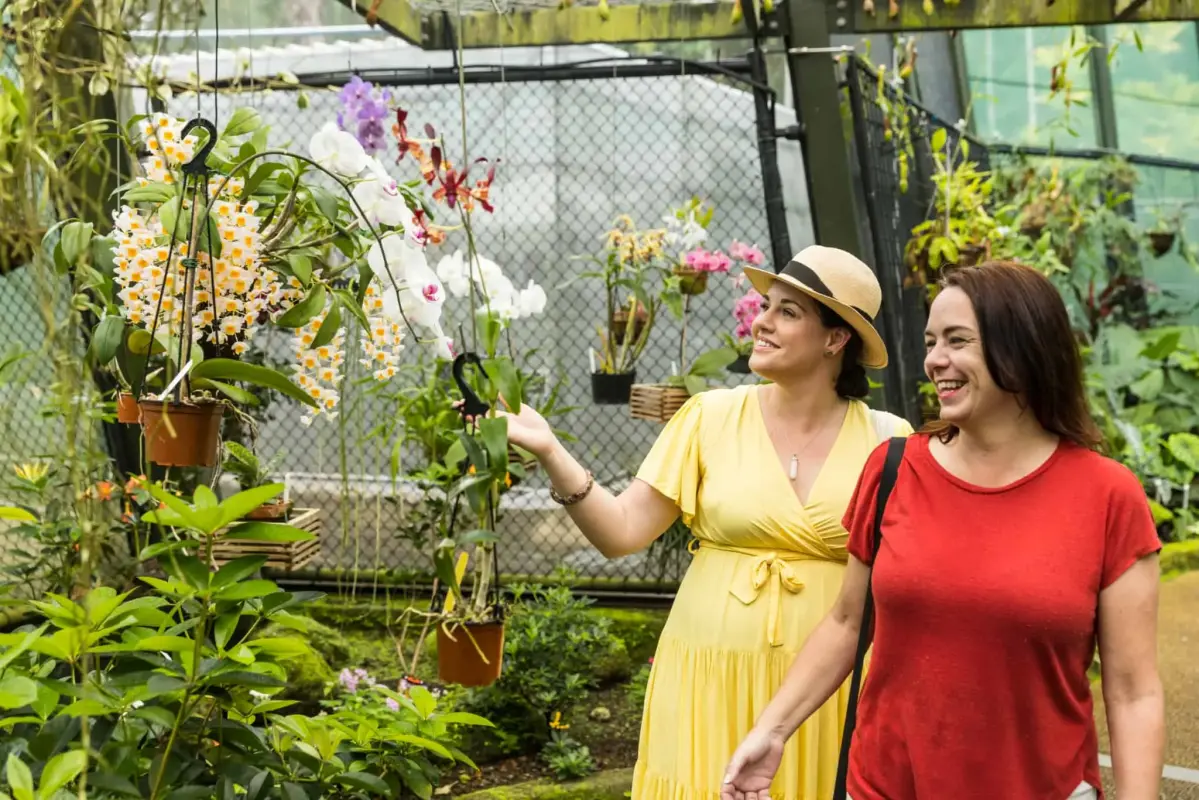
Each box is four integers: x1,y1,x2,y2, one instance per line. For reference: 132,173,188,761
550,470,595,506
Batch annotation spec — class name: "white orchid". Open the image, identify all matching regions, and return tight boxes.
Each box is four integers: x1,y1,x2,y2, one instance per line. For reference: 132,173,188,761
517,280,548,317
367,233,428,282
382,258,446,329
353,159,418,232
309,122,369,178
435,251,471,298
431,334,455,361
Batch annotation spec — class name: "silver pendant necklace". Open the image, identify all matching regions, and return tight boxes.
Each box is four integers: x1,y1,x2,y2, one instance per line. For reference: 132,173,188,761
771,392,839,483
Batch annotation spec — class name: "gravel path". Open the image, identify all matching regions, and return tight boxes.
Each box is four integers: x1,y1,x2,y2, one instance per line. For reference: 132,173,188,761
1094,571,1199,798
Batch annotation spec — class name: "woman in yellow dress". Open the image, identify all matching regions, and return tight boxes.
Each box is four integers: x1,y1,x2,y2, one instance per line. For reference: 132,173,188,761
493,245,912,799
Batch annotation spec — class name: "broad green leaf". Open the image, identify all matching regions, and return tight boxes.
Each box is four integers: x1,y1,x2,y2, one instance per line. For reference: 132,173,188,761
280,783,307,800
308,185,339,223
683,374,708,397
86,773,141,797
433,541,463,602
245,637,309,658
1129,369,1164,401
37,749,86,798
193,485,219,510
215,580,279,601
222,107,262,138
334,772,392,797
287,253,312,287
191,378,260,406
409,685,437,719
200,670,284,689
214,482,285,526
125,328,166,356
6,754,32,800
930,127,948,153
688,346,737,377
275,284,328,329
222,522,315,543
310,300,342,350
386,732,453,760
170,553,212,591
137,539,193,560
457,529,499,547
144,675,187,697
144,483,203,532
215,612,240,651
190,359,318,408
0,676,38,710
158,195,181,241
435,710,494,727
1166,433,1199,474
1141,330,1181,362
92,635,193,654
88,315,125,366
334,288,370,330
242,163,285,200
0,507,35,522
485,357,522,411
212,555,268,589
478,416,509,477
482,313,504,357
245,771,274,800
122,184,175,203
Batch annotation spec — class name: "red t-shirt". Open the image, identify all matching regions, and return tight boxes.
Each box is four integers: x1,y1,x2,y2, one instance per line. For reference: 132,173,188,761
844,433,1161,800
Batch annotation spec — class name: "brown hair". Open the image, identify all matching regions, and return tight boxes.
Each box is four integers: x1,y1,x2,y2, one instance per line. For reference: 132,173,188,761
816,303,869,399
923,261,1103,450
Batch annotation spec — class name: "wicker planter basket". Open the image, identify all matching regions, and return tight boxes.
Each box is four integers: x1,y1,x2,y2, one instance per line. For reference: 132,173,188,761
209,507,322,571
630,384,690,424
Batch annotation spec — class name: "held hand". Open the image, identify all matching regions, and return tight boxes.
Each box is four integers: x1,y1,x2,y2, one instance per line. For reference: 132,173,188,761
454,397,558,460
720,728,785,800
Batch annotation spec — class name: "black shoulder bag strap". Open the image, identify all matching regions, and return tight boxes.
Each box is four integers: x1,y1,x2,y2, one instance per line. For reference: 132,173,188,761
832,436,907,800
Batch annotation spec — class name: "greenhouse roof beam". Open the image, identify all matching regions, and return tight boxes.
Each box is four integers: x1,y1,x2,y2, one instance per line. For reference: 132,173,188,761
334,0,773,49
840,0,1199,34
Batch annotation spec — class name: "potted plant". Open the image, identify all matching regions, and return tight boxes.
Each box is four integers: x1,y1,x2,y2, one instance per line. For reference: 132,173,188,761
222,442,290,519
388,103,551,687
1147,210,1181,257
666,197,717,295
581,213,682,405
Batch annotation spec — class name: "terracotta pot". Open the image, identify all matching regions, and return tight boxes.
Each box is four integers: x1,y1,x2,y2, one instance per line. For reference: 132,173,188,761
591,371,636,405
116,393,140,424
1149,231,1176,257
610,307,648,346
139,399,224,467
245,500,292,521
437,621,505,687
673,267,709,296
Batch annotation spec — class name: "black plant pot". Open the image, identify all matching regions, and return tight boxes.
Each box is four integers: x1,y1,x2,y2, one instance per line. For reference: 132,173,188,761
726,354,752,375
1149,231,1176,257
591,371,636,405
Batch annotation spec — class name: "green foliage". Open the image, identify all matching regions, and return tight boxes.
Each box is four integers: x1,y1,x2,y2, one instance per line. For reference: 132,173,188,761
539,733,596,782
222,441,285,492
456,578,624,756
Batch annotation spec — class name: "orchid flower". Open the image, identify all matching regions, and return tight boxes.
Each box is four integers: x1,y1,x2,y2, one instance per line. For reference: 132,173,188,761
309,121,369,179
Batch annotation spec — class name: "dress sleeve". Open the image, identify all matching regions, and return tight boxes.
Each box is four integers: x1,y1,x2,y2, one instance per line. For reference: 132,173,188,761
1101,462,1163,590
843,440,890,565
635,393,704,526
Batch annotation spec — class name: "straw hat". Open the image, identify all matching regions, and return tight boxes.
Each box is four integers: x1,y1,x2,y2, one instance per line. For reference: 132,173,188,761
743,245,888,369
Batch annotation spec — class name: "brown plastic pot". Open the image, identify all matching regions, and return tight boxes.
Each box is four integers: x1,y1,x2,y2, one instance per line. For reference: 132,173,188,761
139,399,224,467
610,306,648,346
673,267,709,296
116,393,140,424
437,621,505,688
245,501,292,521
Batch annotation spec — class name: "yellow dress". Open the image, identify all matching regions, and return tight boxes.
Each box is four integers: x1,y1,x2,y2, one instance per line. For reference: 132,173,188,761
630,384,913,800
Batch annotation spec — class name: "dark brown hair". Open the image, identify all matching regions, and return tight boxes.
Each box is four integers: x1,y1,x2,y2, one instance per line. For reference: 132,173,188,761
923,261,1103,450
816,303,869,400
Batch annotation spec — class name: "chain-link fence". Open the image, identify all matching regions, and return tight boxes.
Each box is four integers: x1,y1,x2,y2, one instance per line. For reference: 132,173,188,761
144,58,792,591
845,57,991,427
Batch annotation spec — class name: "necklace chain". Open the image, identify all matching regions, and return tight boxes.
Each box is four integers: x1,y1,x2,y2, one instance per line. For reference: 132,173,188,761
766,389,842,482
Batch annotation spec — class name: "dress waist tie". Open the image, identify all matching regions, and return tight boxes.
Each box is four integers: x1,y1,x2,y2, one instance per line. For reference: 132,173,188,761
692,541,819,648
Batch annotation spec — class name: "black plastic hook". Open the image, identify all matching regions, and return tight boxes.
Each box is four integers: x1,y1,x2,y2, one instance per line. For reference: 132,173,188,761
180,117,218,176
451,352,490,419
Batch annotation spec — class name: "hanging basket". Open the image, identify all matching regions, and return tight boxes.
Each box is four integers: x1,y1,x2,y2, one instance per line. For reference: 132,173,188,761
1149,231,1176,257
210,507,321,570
673,266,709,296
437,620,506,688
139,399,224,467
630,384,690,423
591,371,636,405
116,393,141,424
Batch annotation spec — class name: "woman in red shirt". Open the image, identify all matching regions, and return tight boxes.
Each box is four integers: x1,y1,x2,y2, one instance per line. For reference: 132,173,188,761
720,261,1164,800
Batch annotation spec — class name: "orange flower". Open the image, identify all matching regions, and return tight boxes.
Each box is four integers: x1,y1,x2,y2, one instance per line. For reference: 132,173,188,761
124,474,147,493
94,481,115,501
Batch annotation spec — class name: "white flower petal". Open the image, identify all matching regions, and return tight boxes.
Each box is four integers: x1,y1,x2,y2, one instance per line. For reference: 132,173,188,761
309,122,369,178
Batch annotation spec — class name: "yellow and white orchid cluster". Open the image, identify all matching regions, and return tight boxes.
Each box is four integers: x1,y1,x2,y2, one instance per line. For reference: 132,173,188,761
113,114,305,354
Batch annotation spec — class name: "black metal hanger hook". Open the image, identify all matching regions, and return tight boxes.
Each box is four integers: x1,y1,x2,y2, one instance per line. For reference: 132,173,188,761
179,117,218,176
451,352,490,419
